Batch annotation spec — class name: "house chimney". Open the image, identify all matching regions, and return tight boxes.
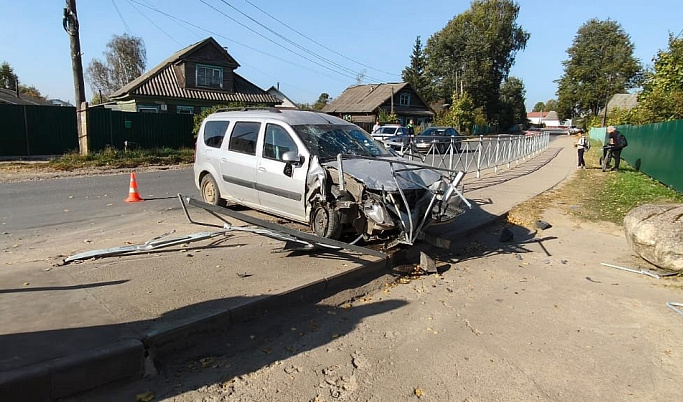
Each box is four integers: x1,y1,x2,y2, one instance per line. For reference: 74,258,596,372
277,82,279,90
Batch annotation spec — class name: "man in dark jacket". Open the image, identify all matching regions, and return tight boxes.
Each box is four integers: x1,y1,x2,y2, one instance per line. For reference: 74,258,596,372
605,125,623,171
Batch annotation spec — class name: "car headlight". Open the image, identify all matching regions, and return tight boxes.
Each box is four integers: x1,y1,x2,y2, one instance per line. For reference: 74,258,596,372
364,201,390,225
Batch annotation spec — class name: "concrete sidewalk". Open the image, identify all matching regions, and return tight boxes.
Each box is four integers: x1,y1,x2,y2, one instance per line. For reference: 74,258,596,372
0,136,577,401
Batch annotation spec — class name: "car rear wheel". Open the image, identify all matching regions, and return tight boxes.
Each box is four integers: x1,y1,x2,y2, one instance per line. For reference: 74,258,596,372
201,174,226,206
311,205,342,239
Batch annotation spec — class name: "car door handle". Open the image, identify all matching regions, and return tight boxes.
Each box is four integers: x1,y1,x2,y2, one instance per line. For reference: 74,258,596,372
220,158,227,162
258,167,266,172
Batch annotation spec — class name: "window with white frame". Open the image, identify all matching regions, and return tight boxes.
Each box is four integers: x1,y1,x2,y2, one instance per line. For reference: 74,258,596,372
196,64,223,88
176,105,195,114
399,92,411,106
137,105,159,113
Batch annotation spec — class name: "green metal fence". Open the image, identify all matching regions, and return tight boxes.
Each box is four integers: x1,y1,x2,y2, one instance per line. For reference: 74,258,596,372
87,108,194,151
0,105,194,157
590,121,683,193
0,105,78,157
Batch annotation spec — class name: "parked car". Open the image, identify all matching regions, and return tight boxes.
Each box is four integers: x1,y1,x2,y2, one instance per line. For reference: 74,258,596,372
568,126,582,135
371,124,409,141
415,127,462,152
194,109,467,245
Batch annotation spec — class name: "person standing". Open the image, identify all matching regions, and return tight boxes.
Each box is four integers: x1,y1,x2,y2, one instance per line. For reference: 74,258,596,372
406,119,415,135
372,120,381,133
606,125,623,171
574,130,588,168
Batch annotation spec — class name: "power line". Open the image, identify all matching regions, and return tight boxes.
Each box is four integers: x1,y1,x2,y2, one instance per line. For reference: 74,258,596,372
127,0,182,46
111,0,132,35
242,0,399,79
128,0,356,85
198,0,363,83
139,0,203,40
214,0,385,83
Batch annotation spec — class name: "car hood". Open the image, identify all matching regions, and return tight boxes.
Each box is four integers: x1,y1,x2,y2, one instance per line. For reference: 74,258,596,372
323,157,442,192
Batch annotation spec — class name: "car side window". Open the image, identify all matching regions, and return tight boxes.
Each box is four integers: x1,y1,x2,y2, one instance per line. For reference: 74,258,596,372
228,121,261,155
263,123,298,161
203,120,229,148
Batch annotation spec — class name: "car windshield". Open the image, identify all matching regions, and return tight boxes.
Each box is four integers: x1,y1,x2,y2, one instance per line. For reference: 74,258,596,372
294,124,391,162
420,128,457,136
376,126,398,134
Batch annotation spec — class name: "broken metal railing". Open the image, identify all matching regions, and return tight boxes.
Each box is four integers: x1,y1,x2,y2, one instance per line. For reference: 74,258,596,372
63,194,388,263
63,230,230,264
181,195,387,258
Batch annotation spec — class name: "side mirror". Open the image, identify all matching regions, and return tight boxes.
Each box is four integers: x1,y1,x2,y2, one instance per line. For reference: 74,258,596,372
282,151,303,166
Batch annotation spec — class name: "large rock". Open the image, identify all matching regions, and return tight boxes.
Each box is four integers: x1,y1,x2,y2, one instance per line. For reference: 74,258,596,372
624,203,683,272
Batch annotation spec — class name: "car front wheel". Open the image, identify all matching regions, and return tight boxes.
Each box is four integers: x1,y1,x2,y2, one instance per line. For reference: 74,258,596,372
311,205,342,239
201,174,226,206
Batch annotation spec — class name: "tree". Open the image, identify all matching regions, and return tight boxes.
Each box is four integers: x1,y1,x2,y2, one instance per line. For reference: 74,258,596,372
498,76,527,129
424,0,529,124
401,36,430,101
532,102,545,112
555,19,641,122
0,62,17,89
86,34,146,102
313,93,330,110
632,33,683,123
436,91,478,134
0,61,46,99
544,99,559,111
18,85,45,100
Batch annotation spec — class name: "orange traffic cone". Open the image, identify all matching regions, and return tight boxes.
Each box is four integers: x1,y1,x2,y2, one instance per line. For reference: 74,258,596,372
125,172,144,202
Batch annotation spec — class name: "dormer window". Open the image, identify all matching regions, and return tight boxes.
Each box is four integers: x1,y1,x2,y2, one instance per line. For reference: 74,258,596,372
399,92,411,106
196,64,223,88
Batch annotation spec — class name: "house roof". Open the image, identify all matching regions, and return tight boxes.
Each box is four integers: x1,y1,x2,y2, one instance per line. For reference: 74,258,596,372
266,86,299,109
322,83,432,115
110,37,278,104
0,88,54,106
607,93,638,111
526,111,550,118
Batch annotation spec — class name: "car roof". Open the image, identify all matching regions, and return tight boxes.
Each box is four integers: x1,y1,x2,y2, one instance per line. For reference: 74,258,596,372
205,109,350,126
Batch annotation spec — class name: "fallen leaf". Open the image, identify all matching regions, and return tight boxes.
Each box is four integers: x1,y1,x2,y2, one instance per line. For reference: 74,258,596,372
414,387,424,398
136,390,155,402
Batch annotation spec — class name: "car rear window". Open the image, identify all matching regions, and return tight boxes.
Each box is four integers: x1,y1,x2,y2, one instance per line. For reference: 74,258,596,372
229,121,261,155
203,120,229,148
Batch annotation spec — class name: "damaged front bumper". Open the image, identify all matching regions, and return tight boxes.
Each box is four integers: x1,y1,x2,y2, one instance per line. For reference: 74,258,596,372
309,155,470,247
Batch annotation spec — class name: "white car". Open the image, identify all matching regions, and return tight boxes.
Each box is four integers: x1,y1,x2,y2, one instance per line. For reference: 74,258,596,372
194,109,466,245
371,124,409,141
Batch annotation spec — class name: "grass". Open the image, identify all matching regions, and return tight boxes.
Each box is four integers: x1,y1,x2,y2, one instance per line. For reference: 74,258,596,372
47,147,195,170
509,139,683,227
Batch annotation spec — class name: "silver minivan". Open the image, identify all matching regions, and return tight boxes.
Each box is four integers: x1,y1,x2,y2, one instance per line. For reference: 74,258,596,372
194,109,466,245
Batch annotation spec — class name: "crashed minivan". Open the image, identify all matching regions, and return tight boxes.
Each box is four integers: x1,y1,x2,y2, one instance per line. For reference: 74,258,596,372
193,109,467,247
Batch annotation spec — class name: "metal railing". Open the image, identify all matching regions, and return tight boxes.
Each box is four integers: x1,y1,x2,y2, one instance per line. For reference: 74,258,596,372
382,131,550,178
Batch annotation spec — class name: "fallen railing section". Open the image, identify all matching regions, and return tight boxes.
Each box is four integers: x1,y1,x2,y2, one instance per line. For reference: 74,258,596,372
62,195,388,264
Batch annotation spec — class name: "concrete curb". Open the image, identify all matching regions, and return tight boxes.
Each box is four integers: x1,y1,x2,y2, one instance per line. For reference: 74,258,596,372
0,339,144,401
0,257,390,401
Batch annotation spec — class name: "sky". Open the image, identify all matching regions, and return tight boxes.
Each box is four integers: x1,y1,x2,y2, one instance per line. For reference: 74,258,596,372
1,0,682,112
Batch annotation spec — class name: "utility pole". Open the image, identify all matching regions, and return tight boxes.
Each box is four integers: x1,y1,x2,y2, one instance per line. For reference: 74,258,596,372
63,0,88,155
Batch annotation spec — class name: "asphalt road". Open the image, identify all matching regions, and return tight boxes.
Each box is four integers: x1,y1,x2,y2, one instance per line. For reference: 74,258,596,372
0,168,198,235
